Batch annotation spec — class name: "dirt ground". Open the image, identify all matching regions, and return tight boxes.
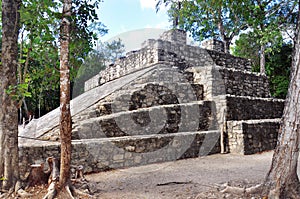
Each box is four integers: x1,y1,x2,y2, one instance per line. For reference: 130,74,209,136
88,151,274,199
8,150,279,199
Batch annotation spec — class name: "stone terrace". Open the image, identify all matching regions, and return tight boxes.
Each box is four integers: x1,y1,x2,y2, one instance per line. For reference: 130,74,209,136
19,29,284,175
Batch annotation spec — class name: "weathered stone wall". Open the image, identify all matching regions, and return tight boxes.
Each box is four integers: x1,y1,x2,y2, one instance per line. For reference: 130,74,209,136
98,46,159,85
227,119,280,154
207,50,252,71
202,39,224,53
84,30,252,92
84,74,100,92
160,29,187,44
79,66,205,121
218,68,271,97
226,96,285,120
71,101,214,140
19,131,220,175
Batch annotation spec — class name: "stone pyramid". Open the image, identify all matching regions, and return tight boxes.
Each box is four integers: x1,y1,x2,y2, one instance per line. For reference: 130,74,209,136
19,30,284,174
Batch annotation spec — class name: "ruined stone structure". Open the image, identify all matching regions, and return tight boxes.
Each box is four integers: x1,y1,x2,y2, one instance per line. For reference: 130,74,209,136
18,29,284,175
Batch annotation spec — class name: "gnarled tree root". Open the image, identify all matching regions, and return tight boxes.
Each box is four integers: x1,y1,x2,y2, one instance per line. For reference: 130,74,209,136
220,183,263,195
17,188,33,198
42,157,95,199
42,183,95,199
0,188,32,198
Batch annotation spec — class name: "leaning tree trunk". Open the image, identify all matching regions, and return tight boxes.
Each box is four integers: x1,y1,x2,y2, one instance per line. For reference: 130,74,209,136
0,0,21,192
59,0,72,190
263,3,300,198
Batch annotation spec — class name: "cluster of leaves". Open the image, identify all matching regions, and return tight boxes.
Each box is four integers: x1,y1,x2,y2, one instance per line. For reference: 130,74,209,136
233,32,292,98
157,0,297,56
0,176,6,181
232,32,260,68
170,0,246,51
5,75,31,105
240,0,296,74
266,44,292,98
73,39,125,97
8,0,109,118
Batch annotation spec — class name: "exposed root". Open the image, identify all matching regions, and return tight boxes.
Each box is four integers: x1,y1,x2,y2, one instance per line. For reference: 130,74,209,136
42,182,95,199
36,157,95,198
17,188,33,198
267,188,280,199
0,181,32,198
65,184,75,199
15,180,32,198
73,188,96,199
0,192,8,199
42,182,56,199
220,183,263,195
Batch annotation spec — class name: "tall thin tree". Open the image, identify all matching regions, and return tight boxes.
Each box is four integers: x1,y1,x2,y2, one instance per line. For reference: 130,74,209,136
0,0,21,193
59,0,72,189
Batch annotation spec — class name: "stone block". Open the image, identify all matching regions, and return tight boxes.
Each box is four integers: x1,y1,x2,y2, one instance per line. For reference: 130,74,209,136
227,119,281,155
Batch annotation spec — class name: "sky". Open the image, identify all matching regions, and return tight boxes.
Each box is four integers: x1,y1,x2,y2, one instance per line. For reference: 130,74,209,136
97,0,171,51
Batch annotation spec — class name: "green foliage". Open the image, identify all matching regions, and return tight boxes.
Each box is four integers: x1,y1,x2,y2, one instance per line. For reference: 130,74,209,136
238,0,297,73
27,43,61,116
73,39,125,97
103,39,125,63
157,0,248,52
158,0,297,55
15,0,108,117
242,1,289,58
232,32,260,68
6,75,31,103
233,32,292,98
0,176,7,181
266,44,292,98
70,0,108,72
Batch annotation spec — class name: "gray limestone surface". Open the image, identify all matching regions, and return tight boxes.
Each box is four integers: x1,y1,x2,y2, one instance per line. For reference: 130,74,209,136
18,29,285,178
19,65,158,141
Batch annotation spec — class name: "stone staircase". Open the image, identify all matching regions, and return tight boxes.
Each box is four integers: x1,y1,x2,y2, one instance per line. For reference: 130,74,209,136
216,68,284,154
72,66,221,161
18,29,284,174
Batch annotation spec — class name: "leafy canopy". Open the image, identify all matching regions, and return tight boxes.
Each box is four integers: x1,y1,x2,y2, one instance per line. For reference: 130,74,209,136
17,0,108,117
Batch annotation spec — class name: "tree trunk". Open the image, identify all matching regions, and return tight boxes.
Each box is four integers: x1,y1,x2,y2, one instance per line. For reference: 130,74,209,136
173,1,181,28
0,0,21,191
27,164,50,187
42,157,60,199
216,8,231,54
59,0,72,190
263,3,300,198
223,39,230,54
260,44,266,75
23,99,29,119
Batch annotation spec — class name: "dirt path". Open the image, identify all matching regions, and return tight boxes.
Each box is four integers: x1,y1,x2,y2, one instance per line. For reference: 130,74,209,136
87,151,275,199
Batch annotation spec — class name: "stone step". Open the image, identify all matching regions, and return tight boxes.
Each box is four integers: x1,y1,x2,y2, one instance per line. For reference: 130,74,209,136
207,50,252,71
216,67,271,98
19,130,221,173
101,66,200,103
73,82,204,122
72,101,217,140
72,102,112,122
226,95,285,121
109,83,204,111
115,82,203,105
20,66,158,139
226,118,281,155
